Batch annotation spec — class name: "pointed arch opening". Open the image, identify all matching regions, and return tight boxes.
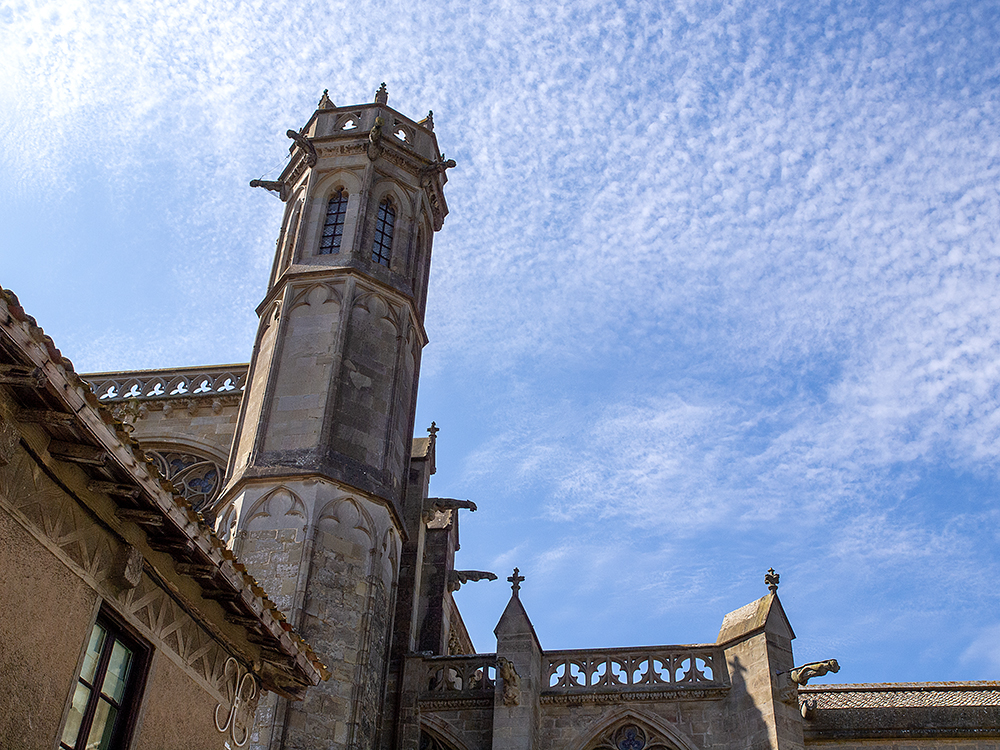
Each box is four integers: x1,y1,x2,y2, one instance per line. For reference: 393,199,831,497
371,197,396,267
572,709,699,750
319,188,349,255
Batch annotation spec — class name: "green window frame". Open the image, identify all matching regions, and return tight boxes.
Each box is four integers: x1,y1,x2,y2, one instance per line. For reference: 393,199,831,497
60,615,147,750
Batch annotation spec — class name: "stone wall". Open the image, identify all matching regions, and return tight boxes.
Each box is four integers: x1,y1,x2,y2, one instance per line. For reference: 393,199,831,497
0,421,256,750
221,478,401,750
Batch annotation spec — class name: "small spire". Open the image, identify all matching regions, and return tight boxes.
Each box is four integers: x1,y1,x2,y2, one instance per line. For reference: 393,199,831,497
317,89,335,109
765,567,780,594
374,82,388,105
423,110,435,131
427,421,439,439
507,567,525,597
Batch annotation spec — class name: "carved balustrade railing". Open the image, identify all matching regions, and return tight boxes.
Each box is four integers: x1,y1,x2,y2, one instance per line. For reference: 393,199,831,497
84,365,249,402
420,654,498,697
544,646,727,694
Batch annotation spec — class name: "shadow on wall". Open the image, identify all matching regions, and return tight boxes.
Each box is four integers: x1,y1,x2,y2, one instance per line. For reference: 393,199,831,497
724,655,772,750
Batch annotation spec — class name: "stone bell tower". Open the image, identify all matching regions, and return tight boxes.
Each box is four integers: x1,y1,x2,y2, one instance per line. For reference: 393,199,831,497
214,85,453,750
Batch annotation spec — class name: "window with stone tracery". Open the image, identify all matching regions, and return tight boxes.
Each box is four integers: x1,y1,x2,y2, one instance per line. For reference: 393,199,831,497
371,197,395,267
319,189,348,255
146,449,223,519
586,722,675,750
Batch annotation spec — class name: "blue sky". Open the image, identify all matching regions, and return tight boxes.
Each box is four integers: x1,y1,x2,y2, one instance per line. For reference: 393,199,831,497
3,0,999,683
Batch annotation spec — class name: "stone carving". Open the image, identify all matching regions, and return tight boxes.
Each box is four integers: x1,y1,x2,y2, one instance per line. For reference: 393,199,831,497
497,656,521,706
507,567,525,595
426,656,496,692
447,570,497,592
146,449,222,516
587,721,674,750
0,412,19,465
215,657,259,747
285,129,317,167
111,544,143,589
546,647,722,691
317,89,335,109
790,659,840,686
374,81,388,105
287,280,344,313
765,567,780,593
801,698,817,719
368,116,385,161
249,179,289,202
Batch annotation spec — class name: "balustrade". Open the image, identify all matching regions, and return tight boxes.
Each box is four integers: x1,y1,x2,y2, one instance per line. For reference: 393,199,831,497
422,655,497,696
85,366,249,402
545,646,725,693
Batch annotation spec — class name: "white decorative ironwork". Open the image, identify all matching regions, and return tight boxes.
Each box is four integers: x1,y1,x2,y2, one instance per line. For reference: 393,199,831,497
545,647,724,692
215,657,258,747
85,366,248,403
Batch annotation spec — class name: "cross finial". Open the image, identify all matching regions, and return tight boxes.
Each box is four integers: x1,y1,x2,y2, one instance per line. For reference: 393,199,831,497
428,421,439,439
375,82,388,105
318,89,335,109
508,567,525,596
765,567,780,594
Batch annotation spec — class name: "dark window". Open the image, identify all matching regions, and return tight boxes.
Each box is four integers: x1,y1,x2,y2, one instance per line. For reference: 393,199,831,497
60,617,147,750
319,189,348,255
371,198,395,267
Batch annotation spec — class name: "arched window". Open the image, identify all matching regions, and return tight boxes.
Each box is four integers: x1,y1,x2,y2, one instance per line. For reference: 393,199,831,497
371,198,396,267
319,189,348,255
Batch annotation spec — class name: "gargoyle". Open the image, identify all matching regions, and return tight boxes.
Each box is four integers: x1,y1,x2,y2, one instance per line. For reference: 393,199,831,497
423,497,478,524
286,129,318,167
428,497,478,513
497,656,521,706
790,659,840,686
368,116,384,161
447,570,497,592
249,179,289,202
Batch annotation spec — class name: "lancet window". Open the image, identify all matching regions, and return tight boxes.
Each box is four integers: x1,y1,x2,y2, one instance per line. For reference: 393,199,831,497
319,189,349,255
371,198,396,267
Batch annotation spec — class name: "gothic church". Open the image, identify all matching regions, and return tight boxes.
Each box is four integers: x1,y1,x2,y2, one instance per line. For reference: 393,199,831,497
1,87,997,750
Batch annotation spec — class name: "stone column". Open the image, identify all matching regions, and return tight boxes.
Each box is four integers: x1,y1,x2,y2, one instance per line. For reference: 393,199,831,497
492,572,542,750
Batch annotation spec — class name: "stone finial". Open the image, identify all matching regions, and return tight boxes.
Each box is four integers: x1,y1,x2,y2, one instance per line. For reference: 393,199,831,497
317,89,335,109
423,110,434,131
374,82,388,105
428,421,439,439
508,567,525,596
765,567,779,594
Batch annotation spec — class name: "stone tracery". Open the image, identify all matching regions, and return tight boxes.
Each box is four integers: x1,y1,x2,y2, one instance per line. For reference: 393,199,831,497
146,449,222,516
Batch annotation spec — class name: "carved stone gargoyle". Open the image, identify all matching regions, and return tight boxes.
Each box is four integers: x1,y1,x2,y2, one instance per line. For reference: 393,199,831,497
286,129,318,167
447,570,497,592
497,656,521,706
777,659,840,708
423,497,478,524
790,659,840,686
249,179,289,202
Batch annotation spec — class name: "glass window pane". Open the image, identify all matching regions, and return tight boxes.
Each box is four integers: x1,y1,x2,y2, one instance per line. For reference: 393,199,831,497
102,641,133,703
81,624,107,683
60,682,91,747
85,698,118,750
